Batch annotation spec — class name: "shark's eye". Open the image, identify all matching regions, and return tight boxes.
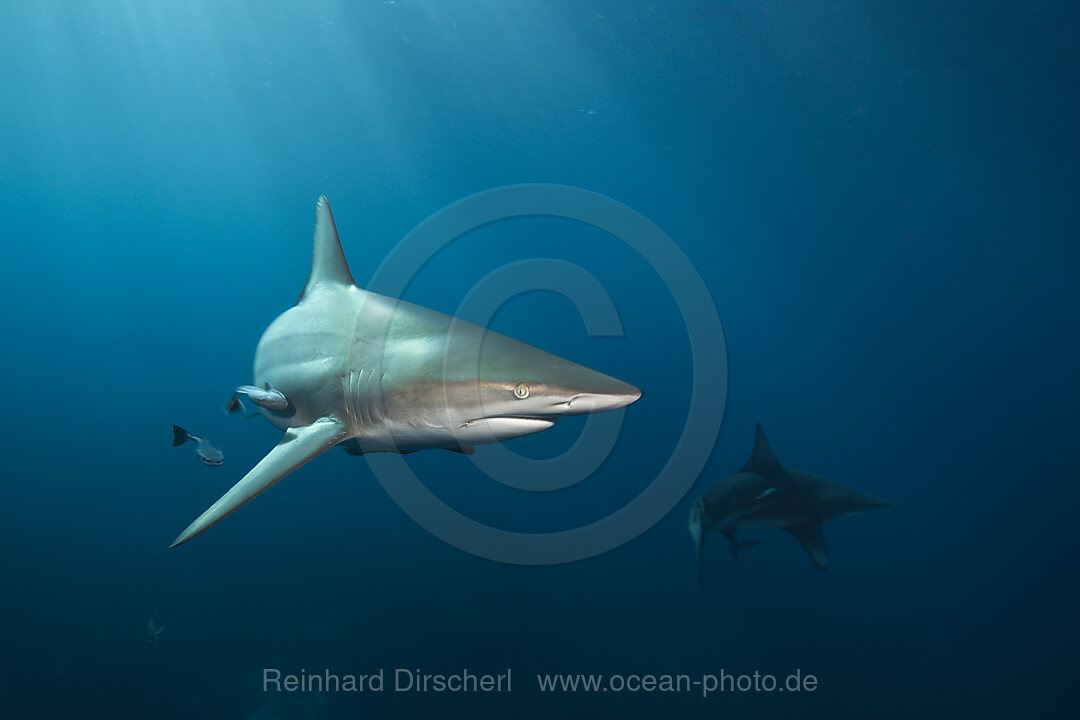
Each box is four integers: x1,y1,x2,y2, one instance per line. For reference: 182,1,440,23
513,382,531,400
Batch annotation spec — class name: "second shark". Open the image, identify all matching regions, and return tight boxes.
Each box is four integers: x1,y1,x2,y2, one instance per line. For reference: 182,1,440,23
690,425,890,588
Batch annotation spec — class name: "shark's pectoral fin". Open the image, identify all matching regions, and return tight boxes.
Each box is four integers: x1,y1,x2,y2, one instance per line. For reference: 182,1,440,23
786,522,828,571
170,420,348,548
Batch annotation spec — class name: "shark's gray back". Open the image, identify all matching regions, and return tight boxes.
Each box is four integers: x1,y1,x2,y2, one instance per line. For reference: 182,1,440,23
784,469,891,522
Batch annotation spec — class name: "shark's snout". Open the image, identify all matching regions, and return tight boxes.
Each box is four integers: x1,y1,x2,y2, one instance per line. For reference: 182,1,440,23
565,385,641,414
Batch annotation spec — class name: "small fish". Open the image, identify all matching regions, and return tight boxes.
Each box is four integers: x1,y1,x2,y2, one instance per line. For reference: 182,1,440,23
223,393,245,415
172,425,224,466
229,383,288,413
146,618,165,644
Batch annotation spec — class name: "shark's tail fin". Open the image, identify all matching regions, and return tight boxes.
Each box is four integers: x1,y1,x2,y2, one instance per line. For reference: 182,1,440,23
172,425,191,447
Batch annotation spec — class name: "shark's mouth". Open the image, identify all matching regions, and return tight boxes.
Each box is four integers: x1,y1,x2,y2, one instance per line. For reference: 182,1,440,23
458,415,556,440
461,415,558,428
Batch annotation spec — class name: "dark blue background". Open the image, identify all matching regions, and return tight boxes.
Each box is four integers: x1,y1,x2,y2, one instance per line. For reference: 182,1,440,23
1,1,1076,717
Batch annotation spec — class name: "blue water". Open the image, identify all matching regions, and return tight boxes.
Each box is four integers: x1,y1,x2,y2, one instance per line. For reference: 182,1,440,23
1,1,1077,718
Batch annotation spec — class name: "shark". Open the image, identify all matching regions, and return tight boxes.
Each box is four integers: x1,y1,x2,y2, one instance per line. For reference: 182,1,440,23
689,424,890,587
170,197,641,547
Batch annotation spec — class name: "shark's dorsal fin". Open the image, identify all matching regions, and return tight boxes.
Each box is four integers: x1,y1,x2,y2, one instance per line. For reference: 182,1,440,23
299,196,355,301
787,522,828,571
740,424,784,477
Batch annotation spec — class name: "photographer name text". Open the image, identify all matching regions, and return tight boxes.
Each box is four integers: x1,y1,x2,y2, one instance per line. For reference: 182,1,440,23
263,667,511,693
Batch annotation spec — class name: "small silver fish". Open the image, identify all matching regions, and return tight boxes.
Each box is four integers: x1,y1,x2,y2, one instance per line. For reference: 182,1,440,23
227,382,288,413
172,425,224,466
146,618,165,644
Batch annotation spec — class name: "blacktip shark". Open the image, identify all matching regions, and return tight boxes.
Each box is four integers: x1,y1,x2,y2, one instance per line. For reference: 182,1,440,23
689,424,890,588
170,197,641,548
